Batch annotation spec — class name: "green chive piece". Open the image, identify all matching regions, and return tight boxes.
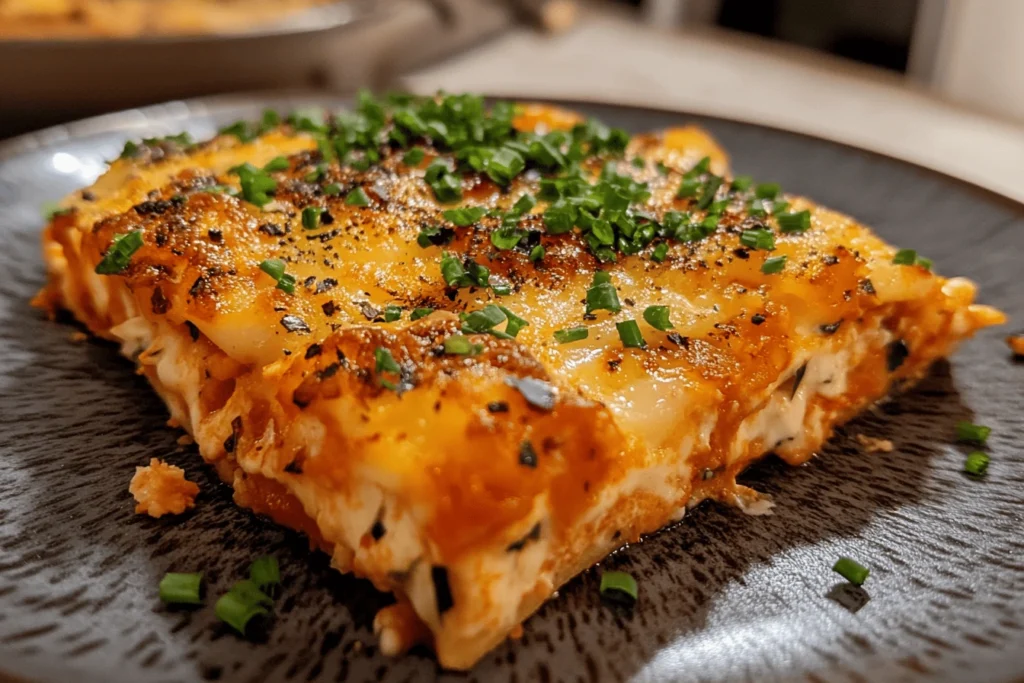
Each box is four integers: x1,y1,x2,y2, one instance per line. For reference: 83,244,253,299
893,248,925,266
440,252,469,287
599,570,638,604
651,243,669,263
491,225,524,250
95,230,144,275
461,304,506,334
592,271,612,286
916,256,934,271
529,244,545,262
443,206,486,227
616,319,646,348
159,572,204,605
491,281,512,296
249,556,280,593
42,202,72,221
740,228,776,251
642,305,673,331
444,334,483,356
695,175,724,210
777,210,811,233
631,157,645,169
345,187,371,207
586,282,621,314
230,162,277,208
486,147,526,186
731,175,753,192
263,156,290,172
893,249,916,265
755,182,781,199
259,258,285,281
215,588,270,637
964,451,990,477
499,306,529,338
384,305,402,322
323,183,342,196
403,148,425,166
761,255,788,274
375,347,401,374
554,326,589,344
301,206,324,230
955,421,991,445
676,177,701,199
832,557,870,586
511,193,536,216
410,307,433,321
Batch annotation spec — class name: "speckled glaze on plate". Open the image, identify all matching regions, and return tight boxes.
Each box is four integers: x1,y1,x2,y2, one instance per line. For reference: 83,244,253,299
0,95,1022,683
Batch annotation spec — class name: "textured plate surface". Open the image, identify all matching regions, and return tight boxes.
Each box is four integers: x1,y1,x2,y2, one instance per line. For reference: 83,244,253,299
0,95,1022,683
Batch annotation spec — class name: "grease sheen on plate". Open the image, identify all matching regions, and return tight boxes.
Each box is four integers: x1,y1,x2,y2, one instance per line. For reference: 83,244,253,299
1,95,1022,683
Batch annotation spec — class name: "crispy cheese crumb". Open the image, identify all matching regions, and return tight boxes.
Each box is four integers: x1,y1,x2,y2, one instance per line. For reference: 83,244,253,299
856,433,894,453
1008,335,1024,357
176,434,194,446
374,601,431,657
129,458,199,518
69,331,88,343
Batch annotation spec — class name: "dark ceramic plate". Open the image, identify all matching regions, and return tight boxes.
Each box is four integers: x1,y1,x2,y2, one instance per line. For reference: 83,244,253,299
1,95,1022,683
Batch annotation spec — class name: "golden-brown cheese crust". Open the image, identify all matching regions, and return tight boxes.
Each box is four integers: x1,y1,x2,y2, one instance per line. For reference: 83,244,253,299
38,102,1005,669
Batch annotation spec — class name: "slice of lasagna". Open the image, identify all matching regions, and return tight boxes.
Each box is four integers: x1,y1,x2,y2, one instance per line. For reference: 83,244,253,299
36,94,1004,669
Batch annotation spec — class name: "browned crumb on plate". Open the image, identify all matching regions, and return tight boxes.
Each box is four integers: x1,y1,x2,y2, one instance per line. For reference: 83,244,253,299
176,434,195,446
129,458,199,518
69,331,88,343
856,433,894,453
1007,334,1024,357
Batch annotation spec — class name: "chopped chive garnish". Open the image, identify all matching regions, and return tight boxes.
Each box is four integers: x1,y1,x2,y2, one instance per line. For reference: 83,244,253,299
695,175,723,210
486,147,526,186
444,334,483,356
554,326,589,344
499,306,529,338
631,157,645,169
731,175,753,192
159,572,204,605
511,193,536,215
42,202,72,221
651,243,669,263
215,586,270,637
585,282,621,314
95,230,144,275
323,183,342,196
263,156,289,172
892,248,931,269
955,421,991,445
258,258,296,294
375,347,401,374
592,271,612,286
402,148,425,166
761,255,787,274
755,182,781,199
443,206,486,226
529,244,545,262
491,281,512,296
441,252,469,286
616,319,646,348
410,307,433,321
249,557,280,594
676,177,701,199
892,248,916,264
964,451,989,477
777,210,811,233
301,206,324,230
599,570,638,604
230,162,276,208
384,304,402,322
461,304,506,334
832,557,869,586
642,305,673,331
740,228,775,251
345,187,371,207
491,226,524,250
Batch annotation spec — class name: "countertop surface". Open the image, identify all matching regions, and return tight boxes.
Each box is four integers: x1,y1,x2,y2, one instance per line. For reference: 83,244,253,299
403,9,1024,204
